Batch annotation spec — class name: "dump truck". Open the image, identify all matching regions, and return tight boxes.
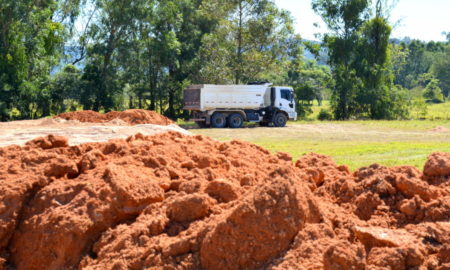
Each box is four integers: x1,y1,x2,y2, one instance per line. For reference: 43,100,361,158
183,83,297,128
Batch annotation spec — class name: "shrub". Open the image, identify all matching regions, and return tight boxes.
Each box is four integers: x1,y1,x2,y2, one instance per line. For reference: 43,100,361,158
423,79,444,103
318,109,333,120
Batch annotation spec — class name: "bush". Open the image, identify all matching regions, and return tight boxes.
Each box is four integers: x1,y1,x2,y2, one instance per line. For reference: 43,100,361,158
296,103,313,119
429,98,444,104
318,109,333,120
411,98,428,119
423,78,444,103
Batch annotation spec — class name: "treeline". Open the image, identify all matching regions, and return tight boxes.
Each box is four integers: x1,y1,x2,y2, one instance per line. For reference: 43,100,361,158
393,39,450,101
0,0,304,120
0,0,449,121
313,0,449,120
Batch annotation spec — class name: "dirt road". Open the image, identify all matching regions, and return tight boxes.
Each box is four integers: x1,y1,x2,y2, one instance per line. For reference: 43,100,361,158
191,123,450,142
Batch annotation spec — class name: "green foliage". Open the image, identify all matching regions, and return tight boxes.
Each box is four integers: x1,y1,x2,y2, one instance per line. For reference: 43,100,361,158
313,0,410,120
393,39,448,93
417,73,435,87
0,0,443,122
431,45,450,97
411,98,428,119
49,64,82,113
423,78,444,103
195,0,298,85
0,0,67,120
313,0,369,120
295,61,332,105
295,104,313,119
317,109,333,120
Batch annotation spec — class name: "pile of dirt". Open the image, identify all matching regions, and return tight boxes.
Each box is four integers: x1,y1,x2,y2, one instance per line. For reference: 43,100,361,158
0,132,449,270
430,126,450,133
56,109,174,125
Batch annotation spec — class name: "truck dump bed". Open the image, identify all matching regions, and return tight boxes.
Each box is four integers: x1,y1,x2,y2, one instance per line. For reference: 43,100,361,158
183,84,269,111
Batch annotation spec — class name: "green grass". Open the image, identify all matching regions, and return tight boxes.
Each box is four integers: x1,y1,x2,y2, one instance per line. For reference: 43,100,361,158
426,102,450,120
305,100,330,120
252,139,450,170
304,99,450,120
190,120,450,171
291,119,450,131
180,100,449,170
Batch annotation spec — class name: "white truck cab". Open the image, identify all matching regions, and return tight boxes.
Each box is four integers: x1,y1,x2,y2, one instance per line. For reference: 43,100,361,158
275,87,297,122
183,83,297,128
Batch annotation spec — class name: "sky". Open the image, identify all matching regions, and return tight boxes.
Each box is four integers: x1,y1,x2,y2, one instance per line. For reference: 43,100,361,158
273,0,450,42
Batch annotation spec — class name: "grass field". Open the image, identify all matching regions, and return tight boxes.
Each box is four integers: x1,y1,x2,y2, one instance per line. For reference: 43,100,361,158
181,101,450,170
308,100,450,120
188,120,450,171
425,102,450,120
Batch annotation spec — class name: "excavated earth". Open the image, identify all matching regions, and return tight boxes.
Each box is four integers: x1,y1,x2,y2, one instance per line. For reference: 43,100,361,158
0,130,449,269
0,110,185,147
55,109,174,126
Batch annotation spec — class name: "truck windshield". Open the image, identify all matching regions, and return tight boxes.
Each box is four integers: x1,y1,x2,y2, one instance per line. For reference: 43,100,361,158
281,89,294,101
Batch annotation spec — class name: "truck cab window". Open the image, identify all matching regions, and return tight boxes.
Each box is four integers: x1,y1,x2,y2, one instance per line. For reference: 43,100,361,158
281,89,293,101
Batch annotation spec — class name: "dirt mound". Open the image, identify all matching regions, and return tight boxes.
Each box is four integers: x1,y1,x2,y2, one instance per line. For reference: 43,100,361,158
430,126,450,133
55,109,174,125
0,133,449,270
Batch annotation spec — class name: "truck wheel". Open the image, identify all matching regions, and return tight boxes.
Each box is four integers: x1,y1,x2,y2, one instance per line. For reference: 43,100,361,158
195,121,209,128
227,113,244,128
273,113,287,127
211,112,227,128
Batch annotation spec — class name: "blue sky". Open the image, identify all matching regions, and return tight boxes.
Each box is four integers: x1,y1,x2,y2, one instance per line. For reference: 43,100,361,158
274,0,450,41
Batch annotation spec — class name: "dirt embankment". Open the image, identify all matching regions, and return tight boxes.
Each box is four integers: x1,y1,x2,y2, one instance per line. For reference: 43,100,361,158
0,132,449,270
56,109,174,126
0,110,184,147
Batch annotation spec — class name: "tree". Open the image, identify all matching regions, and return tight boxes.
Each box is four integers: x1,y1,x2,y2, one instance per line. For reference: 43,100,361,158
49,64,82,114
296,61,332,106
196,0,297,85
78,0,149,112
312,0,371,119
431,44,450,98
0,0,66,120
313,0,409,119
411,97,428,119
394,39,445,90
164,0,224,118
423,78,444,103
391,43,409,86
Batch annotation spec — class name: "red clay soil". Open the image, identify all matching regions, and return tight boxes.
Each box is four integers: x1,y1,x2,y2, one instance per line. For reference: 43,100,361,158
0,132,449,270
55,109,174,125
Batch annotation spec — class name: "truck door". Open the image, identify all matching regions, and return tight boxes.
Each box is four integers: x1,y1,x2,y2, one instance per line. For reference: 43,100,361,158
277,88,297,120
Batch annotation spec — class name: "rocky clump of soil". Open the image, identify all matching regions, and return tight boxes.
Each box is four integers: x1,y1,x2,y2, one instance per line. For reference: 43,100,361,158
0,133,449,270
55,109,174,125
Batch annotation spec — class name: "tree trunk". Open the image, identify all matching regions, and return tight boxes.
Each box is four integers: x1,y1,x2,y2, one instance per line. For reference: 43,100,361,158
235,0,244,84
128,95,133,109
168,89,175,118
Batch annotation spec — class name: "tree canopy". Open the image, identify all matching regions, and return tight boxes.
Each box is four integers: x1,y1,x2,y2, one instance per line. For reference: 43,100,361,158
0,0,448,121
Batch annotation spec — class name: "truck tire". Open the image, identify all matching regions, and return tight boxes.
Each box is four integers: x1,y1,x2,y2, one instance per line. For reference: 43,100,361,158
227,113,244,128
195,121,209,128
273,113,287,127
211,112,227,128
